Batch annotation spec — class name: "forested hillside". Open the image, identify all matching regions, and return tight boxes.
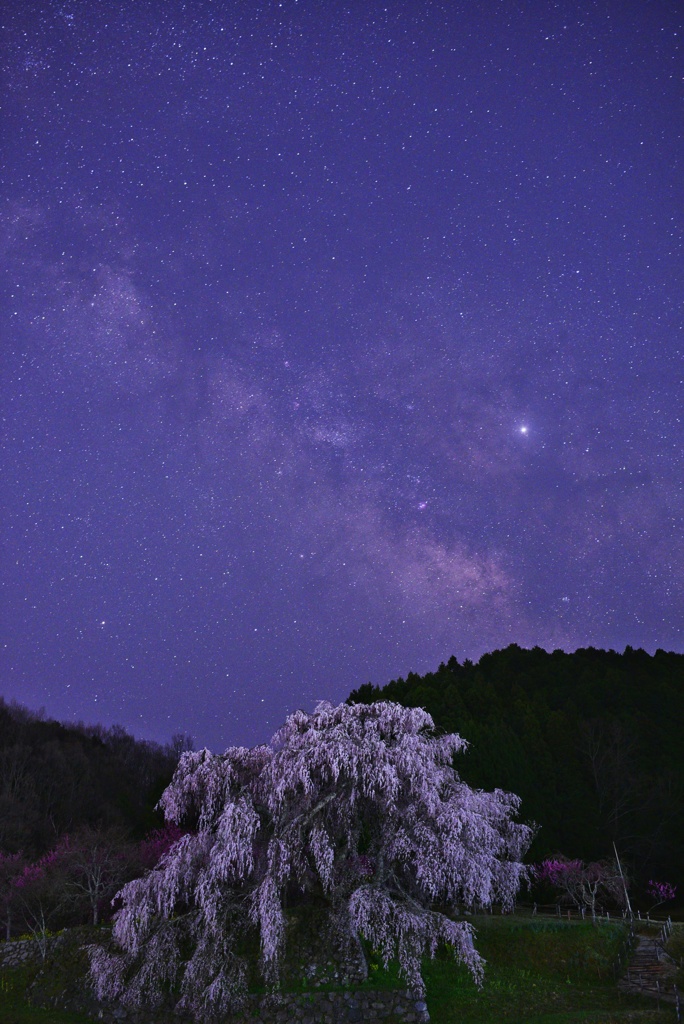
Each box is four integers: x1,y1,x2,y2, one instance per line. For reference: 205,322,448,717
2,644,681,893
0,698,184,857
348,645,684,888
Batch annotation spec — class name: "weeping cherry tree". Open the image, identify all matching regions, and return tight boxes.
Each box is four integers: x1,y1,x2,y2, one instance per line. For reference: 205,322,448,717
89,701,533,1019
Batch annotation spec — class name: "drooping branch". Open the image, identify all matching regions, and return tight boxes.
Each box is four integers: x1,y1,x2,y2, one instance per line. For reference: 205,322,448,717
90,701,532,1019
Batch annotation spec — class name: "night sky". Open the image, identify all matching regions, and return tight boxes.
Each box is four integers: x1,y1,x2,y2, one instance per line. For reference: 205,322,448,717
1,1,682,752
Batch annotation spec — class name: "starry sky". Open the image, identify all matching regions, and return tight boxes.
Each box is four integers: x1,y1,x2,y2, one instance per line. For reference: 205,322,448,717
1,0,682,752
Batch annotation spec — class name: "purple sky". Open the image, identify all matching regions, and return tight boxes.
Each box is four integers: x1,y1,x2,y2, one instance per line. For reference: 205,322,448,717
1,1,682,752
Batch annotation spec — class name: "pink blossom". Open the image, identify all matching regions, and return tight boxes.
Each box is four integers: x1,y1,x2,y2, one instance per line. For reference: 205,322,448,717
534,856,627,917
90,701,532,1018
647,880,676,906
139,824,186,869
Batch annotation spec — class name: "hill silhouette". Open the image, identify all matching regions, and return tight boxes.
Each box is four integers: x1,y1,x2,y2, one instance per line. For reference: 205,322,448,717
2,644,681,895
0,698,184,856
348,644,684,890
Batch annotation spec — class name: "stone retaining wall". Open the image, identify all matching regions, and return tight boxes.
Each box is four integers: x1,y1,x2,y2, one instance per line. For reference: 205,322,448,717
1,934,430,1023
242,989,429,1023
102,989,429,1024
0,936,60,968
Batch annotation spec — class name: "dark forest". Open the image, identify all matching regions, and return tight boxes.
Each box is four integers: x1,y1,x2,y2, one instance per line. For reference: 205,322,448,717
0,700,183,858
349,644,683,889
2,643,681,901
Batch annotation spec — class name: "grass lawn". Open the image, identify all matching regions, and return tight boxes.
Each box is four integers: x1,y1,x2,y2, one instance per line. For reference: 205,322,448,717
0,966,92,1024
0,916,678,1023
423,915,678,1023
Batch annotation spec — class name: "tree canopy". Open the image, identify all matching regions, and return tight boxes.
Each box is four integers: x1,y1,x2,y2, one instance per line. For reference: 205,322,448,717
0,697,182,855
349,644,684,885
90,700,532,1020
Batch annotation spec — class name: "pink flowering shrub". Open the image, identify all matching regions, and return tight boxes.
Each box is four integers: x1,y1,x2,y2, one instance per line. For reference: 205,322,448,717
647,880,676,911
138,823,186,869
12,838,71,956
14,838,70,890
535,858,583,888
89,701,532,1019
534,856,627,918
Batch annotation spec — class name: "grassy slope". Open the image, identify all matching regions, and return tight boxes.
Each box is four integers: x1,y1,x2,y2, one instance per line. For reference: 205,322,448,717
424,916,677,1023
0,917,677,1024
0,966,92,1024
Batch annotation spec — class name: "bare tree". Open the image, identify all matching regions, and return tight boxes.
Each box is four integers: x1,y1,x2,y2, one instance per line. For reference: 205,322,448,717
60,826,136,926
536,857,627,920
0,851,24,939
13,842,69,959
581,719,638,840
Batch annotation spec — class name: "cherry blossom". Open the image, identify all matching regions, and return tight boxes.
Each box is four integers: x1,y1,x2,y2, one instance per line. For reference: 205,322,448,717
90,701,532,1018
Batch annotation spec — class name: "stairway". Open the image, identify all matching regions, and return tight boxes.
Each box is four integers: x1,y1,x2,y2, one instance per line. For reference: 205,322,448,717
619,931,679,1004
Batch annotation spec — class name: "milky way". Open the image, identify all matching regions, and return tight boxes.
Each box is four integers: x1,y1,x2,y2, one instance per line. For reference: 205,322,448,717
1,1,682,750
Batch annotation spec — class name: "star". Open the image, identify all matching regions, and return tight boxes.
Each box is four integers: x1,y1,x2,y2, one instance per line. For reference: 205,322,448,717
0,1,679,754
